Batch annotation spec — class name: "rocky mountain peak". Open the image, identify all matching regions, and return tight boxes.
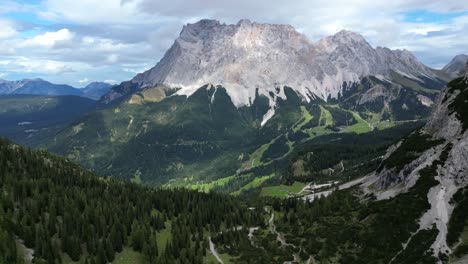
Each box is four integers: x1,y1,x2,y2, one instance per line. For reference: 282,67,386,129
330,29,369,45
179,19,221,39
237,18,252,26
442,54,468,78
103,19,441,124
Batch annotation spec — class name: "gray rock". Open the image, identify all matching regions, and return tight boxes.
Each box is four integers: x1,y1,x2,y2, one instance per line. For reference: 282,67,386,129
108,19,439,111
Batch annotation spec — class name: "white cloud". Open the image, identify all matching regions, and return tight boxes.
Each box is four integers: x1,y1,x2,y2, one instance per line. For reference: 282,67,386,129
1,57,75,75
0,19,17,39
78,77,89,84
39,0,149,24
0,0,466,84
104,79,118,84
22,28,74,47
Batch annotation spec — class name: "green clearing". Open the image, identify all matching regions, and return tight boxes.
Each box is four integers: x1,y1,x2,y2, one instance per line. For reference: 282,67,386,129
260,182,306,198
374,120,397,130
343,112,373,133
293,106,314,132
319,105,333,126
189,175,236,192
157,221,172,254
231,174,274,195
205,252,234,264
61,253,77,264
248,136,278,167
300,105,335,139
113,248,145,264
61,247,145,264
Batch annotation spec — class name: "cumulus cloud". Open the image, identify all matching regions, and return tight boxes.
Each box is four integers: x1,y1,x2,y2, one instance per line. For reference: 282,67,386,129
0,0,467,85
0,19,17,39
22,28,74,47
0,57,75,75
15,57,74,74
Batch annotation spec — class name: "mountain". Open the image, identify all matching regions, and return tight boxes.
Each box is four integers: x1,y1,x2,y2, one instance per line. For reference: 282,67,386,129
442,54,468,79
0,78,82,96
0,95,96,146
1,64,467,264
0,78,112,100
82,81,113,100
102,19,446,124
210,59,468,263
43,19,449,186
362,60,468,261
1,62,467,263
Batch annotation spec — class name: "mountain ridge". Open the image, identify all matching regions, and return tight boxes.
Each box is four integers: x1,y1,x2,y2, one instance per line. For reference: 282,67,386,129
442,54,468,79
363,60,468,259
102,19,445,126
0,78,112,100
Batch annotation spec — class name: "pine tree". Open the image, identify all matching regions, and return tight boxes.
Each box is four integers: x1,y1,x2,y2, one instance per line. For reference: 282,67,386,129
143,231,159,262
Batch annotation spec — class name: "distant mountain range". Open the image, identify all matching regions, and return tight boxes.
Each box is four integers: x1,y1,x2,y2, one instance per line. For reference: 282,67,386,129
0,78,113,100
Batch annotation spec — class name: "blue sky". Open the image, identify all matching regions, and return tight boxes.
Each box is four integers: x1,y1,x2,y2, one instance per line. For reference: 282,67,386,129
0,0,467,87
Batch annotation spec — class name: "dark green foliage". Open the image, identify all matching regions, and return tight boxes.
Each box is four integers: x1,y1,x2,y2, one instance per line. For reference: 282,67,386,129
238,88,270,127
0,95,95,146
446,77,468,132
0,223,18,263
287,130,308,142
261,135,289,162
216,154,442,263
302,104,321,129
379,130,444,173
447,185,468,247
49,87,266,184
283,122,422,183
392,227,439,264
322,105,357,128
389,89,432,121
0,137,263,263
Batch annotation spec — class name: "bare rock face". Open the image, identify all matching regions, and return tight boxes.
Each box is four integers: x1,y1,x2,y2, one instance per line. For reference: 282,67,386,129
103,19,439,120
442,54,468,79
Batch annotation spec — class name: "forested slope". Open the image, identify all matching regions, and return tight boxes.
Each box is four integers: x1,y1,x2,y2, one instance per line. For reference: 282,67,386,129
0,137,262,264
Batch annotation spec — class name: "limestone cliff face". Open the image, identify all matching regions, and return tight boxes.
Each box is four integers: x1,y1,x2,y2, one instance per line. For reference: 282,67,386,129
102,19,441,121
